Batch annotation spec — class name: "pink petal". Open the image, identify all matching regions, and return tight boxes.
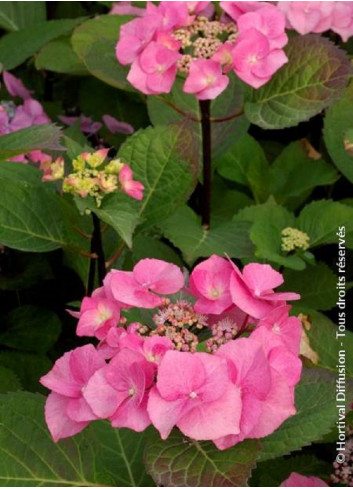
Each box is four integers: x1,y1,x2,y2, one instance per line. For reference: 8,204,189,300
133,258,185,295
69,344,105,386
102,114,134,135
3,72,33,100
147,387,189,439
45,392,89,442
177,383,241,440
83,368,123,418
66,397,97,422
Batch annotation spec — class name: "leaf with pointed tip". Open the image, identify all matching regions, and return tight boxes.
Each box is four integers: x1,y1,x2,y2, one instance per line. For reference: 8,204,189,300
144,430,260,487
0,391,154,486
162,206,253,264
0,124,63,160
0,2,46,31
245,35,352,129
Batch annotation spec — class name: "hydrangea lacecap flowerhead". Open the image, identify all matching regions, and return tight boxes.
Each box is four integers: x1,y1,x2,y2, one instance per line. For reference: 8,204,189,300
116,1,353,98
41,255,303,445
116,1,289,96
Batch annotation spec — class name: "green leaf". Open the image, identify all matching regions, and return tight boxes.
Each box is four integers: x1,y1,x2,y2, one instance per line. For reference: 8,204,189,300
118,124,198,229
245,35,352,129
0,351,51,392
0,17,86,70
306,311,353,377
0,124,63,160
145,430,260,487
0,252,52,291
217,134,269,203
0,306,61,353
71,15,133,91
162,206,253,264
0,391,154,486
258,368,339,461
234,200,305,270
35,36,88,75
269,141,339,209
148,75,249,160
211,177,253,225
297,200,353,248
0,164,90,254
280,263,337,311
324,80,353,183
0,2,46,31
132,235,184,267
0,366,21,394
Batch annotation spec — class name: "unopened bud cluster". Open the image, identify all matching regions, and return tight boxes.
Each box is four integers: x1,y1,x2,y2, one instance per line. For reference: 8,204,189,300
281,227,310,252
206,318,239,353
151,299,207,352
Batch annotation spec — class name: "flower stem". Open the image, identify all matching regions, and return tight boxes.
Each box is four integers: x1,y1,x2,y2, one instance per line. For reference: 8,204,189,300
87,213,106,295
199,99,212,230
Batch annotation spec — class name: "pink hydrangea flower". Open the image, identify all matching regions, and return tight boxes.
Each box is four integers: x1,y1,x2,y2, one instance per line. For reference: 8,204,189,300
186,1,213,16
214,332,300,449
118,164,144,200
232,28,288,89
281,472,329,487
277,1,334,36
109,1,146,17
230,262,300,319
147,350,242,440
330,2,353,42
106,258,184,308
237,6,288,50
257,305,302,355
59,115,102,135
184,59,229,100
220,1,272,21
146,2,192,31
10,99,50,132
75,296,120,340
102,114,134,135
116,15,161,66
40,345,105,441
190,255,233,314
128,42,181,95
83,349,154,431
3,71,33,100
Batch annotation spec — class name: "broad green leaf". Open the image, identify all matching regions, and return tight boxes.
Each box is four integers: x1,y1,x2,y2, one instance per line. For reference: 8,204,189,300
145,430,260,487
35,36,88,75
280,263,337,311
0,124,63,160
233,200,305,270
0,2,46,31
211,177,253,225
148,75,249,160
258,368,339,461
217,134,269,203
306,311,353,377
324,81,353,183
0,17,86,70
88,193,139,248
0,392,154,486
251,454,332,487
269,141,339,209
162,206,253,264
0,306,61,353
0,164,91,254
118,124,198,229
0,351,51,392
245,35,352,129
297,200,353,248
71,15,133,91
0,366,21,394
132,235,184,267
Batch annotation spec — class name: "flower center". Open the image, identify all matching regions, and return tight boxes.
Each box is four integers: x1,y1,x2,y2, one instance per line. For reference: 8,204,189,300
128,387,135,396
189,391,198,399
